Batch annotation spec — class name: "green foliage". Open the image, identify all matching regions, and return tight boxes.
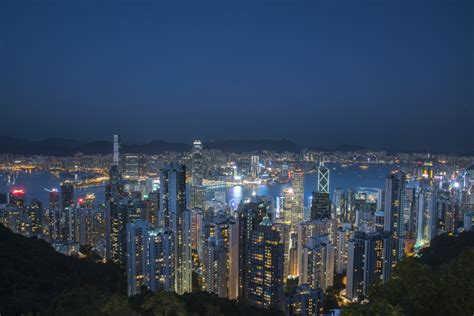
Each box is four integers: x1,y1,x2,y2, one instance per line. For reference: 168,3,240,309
181,291,284,316
141,291,188,316
342,300,403,316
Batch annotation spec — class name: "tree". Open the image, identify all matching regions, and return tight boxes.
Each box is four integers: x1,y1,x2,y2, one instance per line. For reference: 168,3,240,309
141,291,188,316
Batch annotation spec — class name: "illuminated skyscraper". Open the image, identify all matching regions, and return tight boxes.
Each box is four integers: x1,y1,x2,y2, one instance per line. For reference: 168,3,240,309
60,181,75,241
123,154,143,179
286,284,324,316
26,199,42,236
113,134,120,167
384,171,406,265
159,164,192,294
336,225,355,274
9,188,25,209
296,219,335,278
310,192,331,221
105,164,125,263
416,186,437,249
291,169,305,225
60,181,74,211
238,201,268,300
317,161,329,194
48,188,60,240
246,216,284,311
300,234,334,290
191,140,206,210
332,188,345,221
346,231,391,300
200,213,239,299
202,236,227,297
126,220,149,296
126,220,174,296
148,228,174,292
250,155,260,178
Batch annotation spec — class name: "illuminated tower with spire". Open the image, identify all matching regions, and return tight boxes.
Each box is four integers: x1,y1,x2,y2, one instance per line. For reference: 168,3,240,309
317,157,329,194
191,140,205,210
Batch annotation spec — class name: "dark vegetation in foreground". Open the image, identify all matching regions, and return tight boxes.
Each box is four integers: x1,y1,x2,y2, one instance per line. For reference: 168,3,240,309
342,231,474,316
0,224,282,316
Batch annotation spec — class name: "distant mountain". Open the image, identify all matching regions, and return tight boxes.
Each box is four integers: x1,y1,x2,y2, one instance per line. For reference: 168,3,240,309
205,139,300,153
0,137,302,155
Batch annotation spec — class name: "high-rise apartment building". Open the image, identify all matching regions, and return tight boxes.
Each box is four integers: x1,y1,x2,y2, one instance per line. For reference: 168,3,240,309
159,164,192,294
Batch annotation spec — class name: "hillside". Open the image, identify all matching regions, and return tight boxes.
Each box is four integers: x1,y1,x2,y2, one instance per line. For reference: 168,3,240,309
342,231,474,316
0,224,282,316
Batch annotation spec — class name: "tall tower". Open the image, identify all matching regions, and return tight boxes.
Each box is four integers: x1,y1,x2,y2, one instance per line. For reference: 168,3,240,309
384,171,406,266
291,169,305,225
238,202,268,300
105,135,125,263
191,140,205,210
60,181,75,241
48,188,60,240
311,158,331,221
159,164,192,294
113,134,120,167
60,181,74,211
317,160,329,194
126,220,149,296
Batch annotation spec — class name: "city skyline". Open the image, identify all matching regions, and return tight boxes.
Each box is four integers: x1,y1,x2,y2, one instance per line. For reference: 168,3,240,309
1,0,474,314
2,0,473,152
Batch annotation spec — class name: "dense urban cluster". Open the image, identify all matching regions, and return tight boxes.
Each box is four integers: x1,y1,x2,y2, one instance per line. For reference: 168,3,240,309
1,135,474,315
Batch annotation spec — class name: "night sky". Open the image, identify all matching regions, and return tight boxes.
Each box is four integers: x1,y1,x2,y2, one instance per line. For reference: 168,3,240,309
1,0,473,152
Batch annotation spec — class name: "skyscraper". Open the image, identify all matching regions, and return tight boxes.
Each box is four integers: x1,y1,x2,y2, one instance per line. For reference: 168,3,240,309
123,154,143,179
202,236,227,297
291,169,305,225
300,234,334,290
159,164,192,294
384,171,406,265
60,181,74,241
246,216,284,311
250,155,260,178
416,186,437,249
310,192,331,221
200,213,239,299
105,136,125,263
126,220,149,296
317,161,329,194
238,201,268,300
346,231,391,300
191,140,206,210
113,134,120,167
148,228,174,292
60,181,74,211
9,188,25,209
48,188,60,241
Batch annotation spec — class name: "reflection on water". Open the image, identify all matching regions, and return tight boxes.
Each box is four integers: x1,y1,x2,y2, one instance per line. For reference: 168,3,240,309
213,163,402,207
1,163,402,207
